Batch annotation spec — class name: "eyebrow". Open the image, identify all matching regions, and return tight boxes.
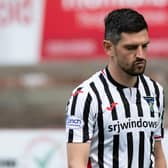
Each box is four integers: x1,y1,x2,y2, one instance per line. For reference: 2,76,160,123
123,41,150,48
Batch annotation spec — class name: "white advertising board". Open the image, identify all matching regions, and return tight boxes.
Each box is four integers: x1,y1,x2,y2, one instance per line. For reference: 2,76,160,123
0,129,67,168
0,0,45,65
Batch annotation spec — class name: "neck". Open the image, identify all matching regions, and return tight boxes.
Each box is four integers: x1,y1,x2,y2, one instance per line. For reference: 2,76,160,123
108,63,138,88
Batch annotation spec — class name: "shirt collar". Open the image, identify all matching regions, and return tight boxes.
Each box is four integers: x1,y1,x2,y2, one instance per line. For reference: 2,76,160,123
105,66,139,89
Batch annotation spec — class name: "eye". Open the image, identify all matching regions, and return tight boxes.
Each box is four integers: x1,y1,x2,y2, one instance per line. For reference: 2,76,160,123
142,43,149,49
125,45,138,51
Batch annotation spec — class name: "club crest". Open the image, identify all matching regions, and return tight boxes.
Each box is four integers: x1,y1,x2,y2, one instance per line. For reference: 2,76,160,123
143,96,154,113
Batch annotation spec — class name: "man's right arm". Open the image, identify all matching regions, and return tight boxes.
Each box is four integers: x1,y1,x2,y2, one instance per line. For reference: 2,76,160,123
67,142,90,168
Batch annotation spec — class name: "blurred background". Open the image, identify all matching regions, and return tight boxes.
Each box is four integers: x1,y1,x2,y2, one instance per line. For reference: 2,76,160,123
0,0,167,167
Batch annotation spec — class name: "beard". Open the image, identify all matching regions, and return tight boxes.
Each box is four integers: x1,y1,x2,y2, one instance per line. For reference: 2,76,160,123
119,58,146,76
113,47,147,76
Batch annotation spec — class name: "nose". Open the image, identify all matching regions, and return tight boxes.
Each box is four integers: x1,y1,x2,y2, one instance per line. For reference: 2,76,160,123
136,46,146,59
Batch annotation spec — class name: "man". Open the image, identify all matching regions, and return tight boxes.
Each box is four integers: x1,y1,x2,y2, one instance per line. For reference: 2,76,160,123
65,8,166,168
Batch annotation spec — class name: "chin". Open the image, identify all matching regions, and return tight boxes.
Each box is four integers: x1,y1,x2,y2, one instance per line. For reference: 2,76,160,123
131,71,145,76
124,67,145,76
133,67,146,75
128,69,145,76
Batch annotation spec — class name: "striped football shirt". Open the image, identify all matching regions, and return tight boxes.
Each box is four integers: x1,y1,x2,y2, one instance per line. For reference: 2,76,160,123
66,67,165,168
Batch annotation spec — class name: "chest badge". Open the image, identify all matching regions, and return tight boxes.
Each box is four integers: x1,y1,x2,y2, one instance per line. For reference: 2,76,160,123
143,96,154,113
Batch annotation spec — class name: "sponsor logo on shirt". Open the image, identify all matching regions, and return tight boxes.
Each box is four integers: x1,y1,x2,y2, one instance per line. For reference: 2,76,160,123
108,118,159,134
66,116,84,129
72,89,83,96
106,102,118,111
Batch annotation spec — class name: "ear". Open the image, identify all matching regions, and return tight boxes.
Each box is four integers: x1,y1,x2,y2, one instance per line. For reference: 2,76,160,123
103,40,114,56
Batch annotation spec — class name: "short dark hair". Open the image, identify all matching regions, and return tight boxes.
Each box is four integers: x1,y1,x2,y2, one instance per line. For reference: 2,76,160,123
104,8,148,44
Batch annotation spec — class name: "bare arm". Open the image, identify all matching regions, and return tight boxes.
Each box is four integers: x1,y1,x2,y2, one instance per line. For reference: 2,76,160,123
67,142,90,168
154,140,167,168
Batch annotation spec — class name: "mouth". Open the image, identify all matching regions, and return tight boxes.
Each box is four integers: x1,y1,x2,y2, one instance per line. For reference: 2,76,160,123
135,60,146,66
134,61,146,72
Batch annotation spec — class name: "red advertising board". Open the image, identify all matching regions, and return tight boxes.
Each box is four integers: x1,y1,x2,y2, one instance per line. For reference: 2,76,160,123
41,0,168,61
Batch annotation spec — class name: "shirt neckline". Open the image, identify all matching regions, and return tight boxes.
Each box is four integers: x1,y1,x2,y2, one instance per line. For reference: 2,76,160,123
105,66,139,89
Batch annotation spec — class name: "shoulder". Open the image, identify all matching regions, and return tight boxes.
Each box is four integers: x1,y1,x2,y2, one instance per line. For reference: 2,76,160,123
66,70,102,116
71,70,102,97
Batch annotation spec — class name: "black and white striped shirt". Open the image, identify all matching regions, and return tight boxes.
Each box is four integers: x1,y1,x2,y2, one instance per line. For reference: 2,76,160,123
66,67,165,168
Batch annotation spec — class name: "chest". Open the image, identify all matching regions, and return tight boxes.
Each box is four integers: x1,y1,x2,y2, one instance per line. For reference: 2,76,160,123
98,88,161,135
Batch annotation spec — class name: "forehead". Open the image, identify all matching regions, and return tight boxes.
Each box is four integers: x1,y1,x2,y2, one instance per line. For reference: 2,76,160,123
119,29,149,45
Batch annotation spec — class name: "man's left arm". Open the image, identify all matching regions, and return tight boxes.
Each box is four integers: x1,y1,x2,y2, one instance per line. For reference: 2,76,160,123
154,140,167,168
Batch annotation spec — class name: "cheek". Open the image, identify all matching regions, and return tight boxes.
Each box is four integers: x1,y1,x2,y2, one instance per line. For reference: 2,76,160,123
117,53,133,64
115,47,135,65
116,49,129,58
118,55,136,69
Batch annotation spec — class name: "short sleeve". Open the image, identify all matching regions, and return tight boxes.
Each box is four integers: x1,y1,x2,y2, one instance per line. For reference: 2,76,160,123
65,87,97,143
